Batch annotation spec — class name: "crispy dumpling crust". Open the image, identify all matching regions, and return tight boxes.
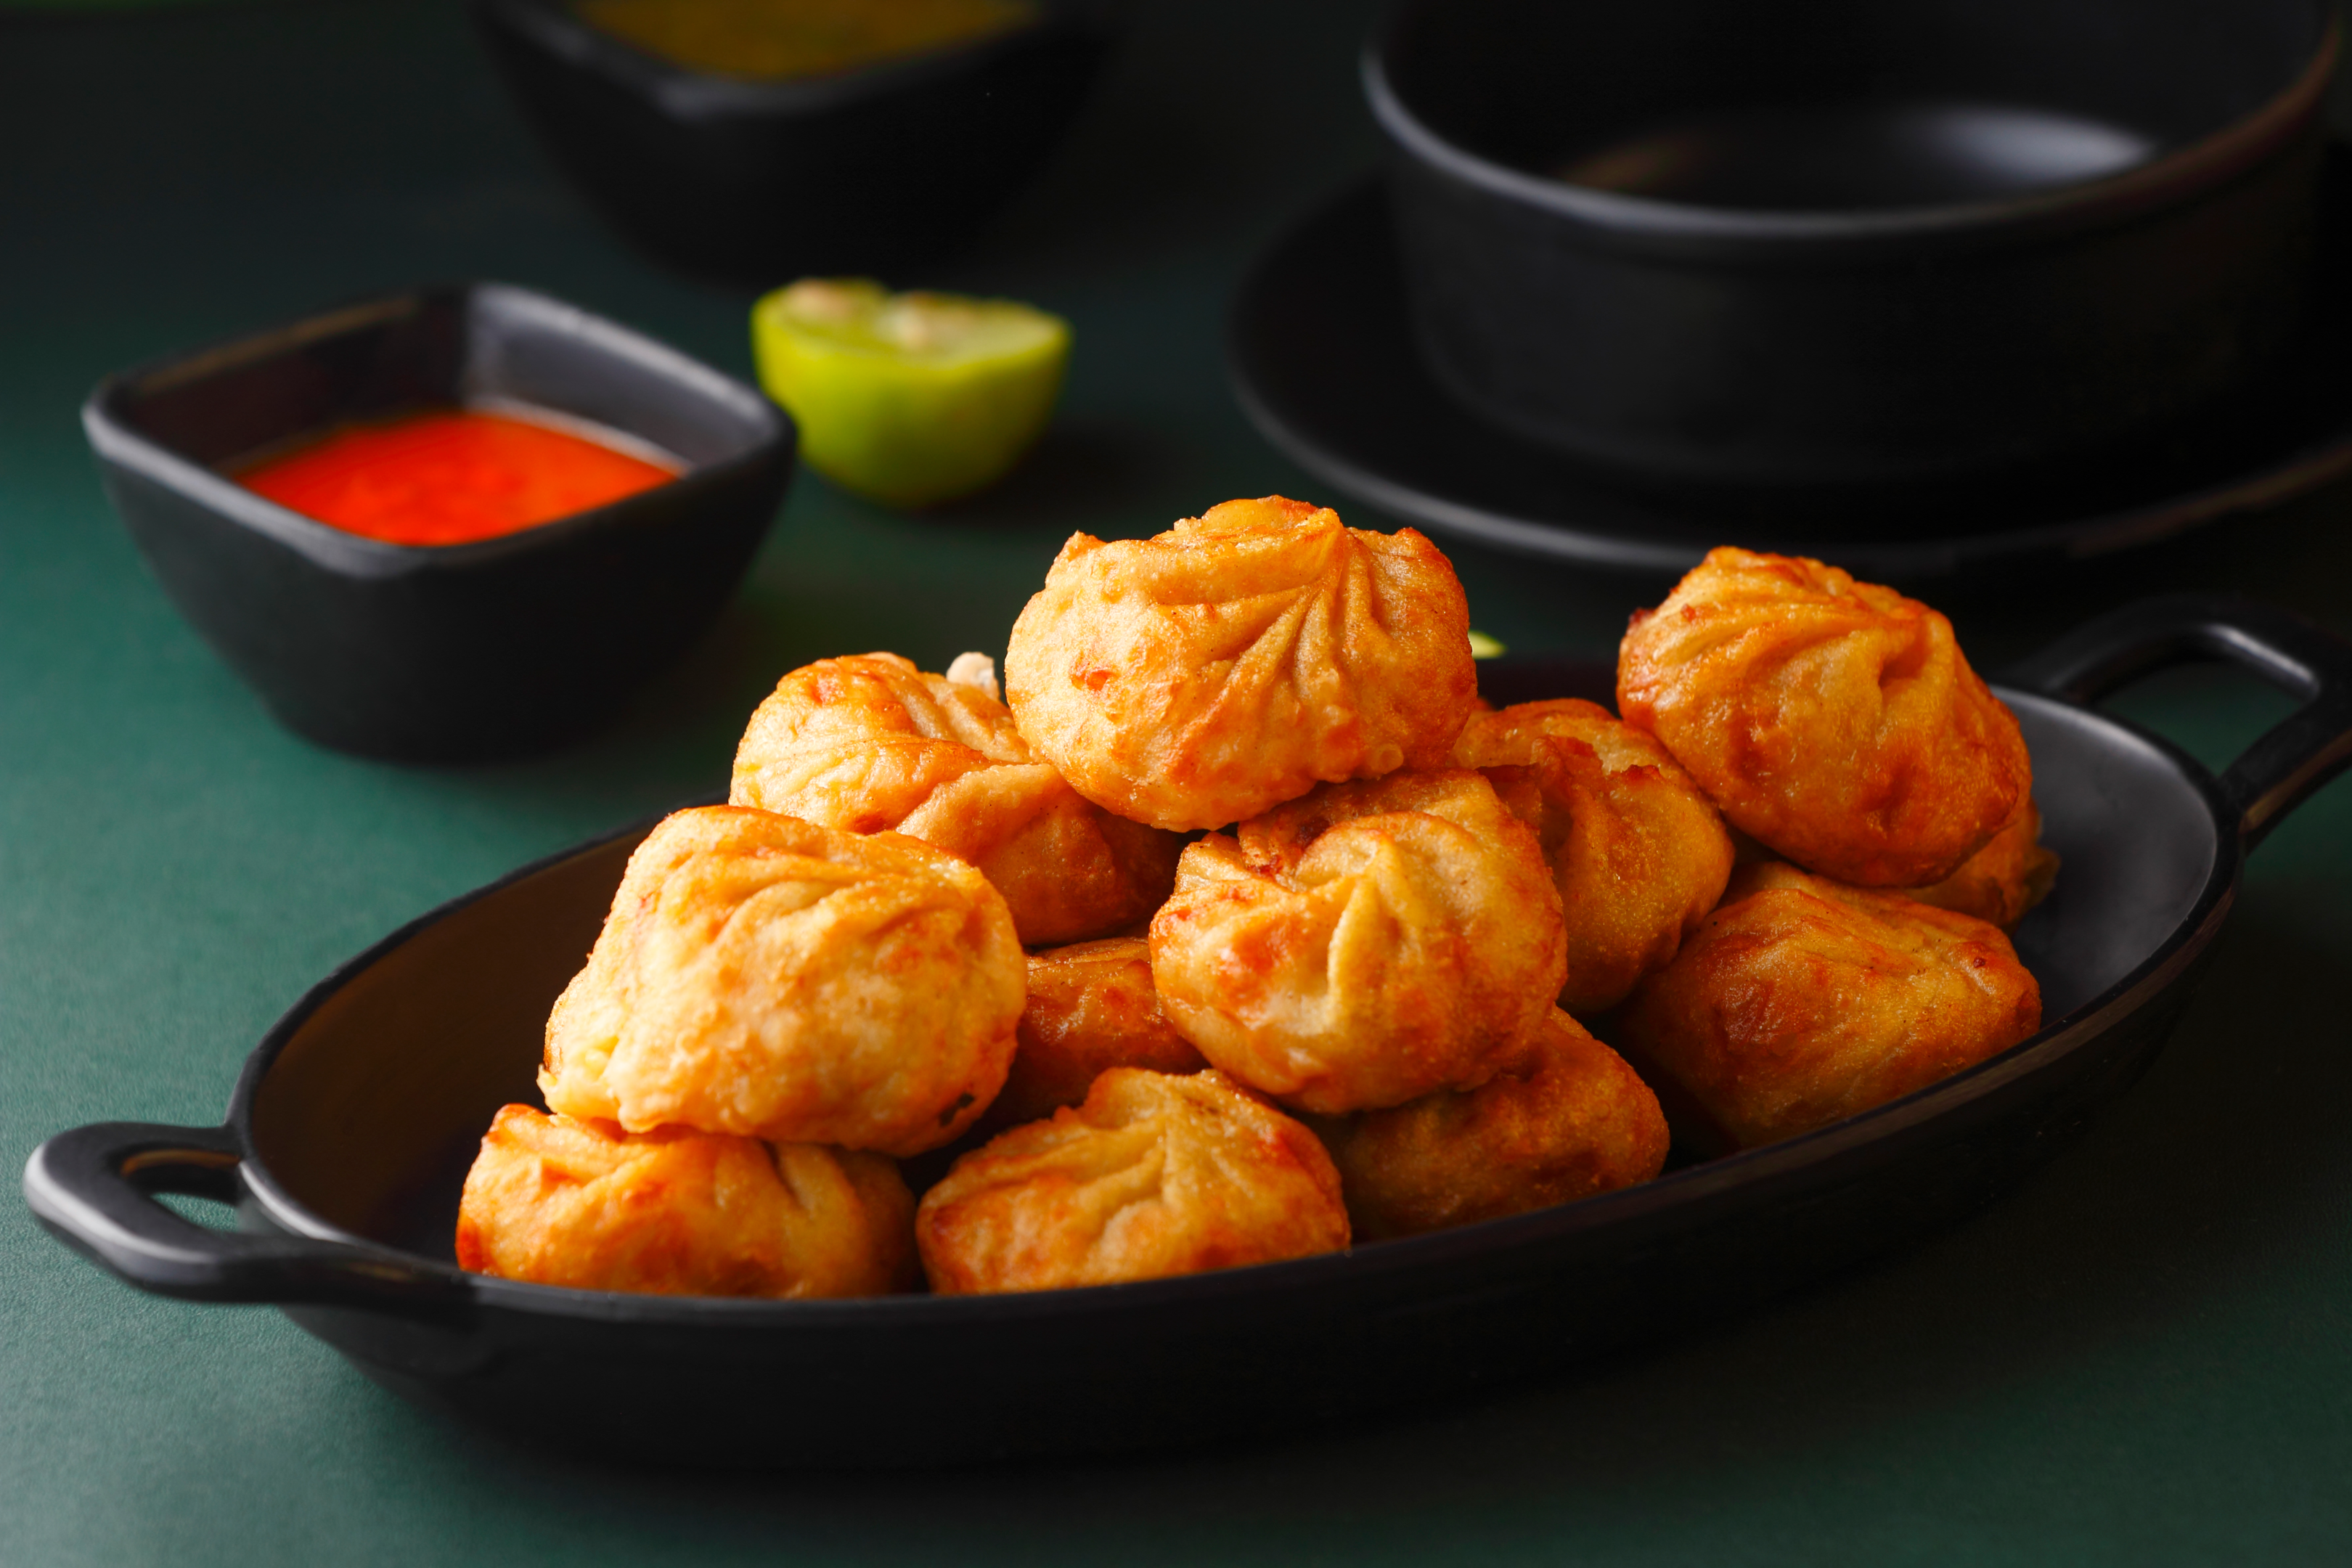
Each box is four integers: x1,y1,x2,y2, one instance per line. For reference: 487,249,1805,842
456,1106,916,1297
1455,698,1735,1016
1615,863,2043,1154
1003,497,1479,831
1318,1009,1668,1240
1617,547,2030,887
538,805,1023,1157
730,652,1182,946
916,1068,1349,1294
1148,769,1567,1114
979,938,1208,1135
1900,796,2059,929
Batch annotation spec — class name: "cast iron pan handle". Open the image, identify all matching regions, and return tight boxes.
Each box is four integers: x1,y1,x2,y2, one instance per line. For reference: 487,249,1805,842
21,1121,470,1312
2004,594,2352,852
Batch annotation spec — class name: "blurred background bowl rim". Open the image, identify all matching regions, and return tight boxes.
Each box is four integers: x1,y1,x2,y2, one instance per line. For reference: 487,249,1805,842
470,0,1107,120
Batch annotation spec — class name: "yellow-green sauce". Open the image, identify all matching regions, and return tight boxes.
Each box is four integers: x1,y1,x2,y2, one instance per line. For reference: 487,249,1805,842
576,0,1041,81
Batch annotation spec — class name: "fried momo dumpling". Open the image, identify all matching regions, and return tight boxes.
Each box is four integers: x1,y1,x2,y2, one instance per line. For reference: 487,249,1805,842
1454,698,1736,1016
1900,796,2059,930
539,806,1023,1157
730,652,1182,947
979,938,1209,1134
1319,1009,1668,1240
1003,496,1479,830
1616,863,2043,1154
916,1068,1349,1294
1617,548,2030,887
1149,769,1566,1114
456,1106,915,1297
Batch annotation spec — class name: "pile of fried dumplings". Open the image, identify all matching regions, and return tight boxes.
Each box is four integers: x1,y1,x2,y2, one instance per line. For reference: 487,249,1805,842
456,499,2056,1299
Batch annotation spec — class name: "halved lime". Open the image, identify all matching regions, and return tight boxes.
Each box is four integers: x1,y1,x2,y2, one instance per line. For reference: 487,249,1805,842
751,279,1070,507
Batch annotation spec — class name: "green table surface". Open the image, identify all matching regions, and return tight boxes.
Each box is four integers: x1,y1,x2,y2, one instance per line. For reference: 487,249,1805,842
5,3,2351,1563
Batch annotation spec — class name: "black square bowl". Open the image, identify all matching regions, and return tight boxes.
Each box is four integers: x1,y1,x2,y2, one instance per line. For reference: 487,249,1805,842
467,0,1114,285
83,282,796,762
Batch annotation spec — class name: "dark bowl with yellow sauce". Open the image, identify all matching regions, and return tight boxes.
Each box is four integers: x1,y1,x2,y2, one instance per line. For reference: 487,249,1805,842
469,0,1115,285
82,282,794,761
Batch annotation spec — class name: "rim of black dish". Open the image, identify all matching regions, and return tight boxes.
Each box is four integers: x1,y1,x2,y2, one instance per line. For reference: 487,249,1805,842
1231,353,2352,580
1364,4,2342,256
219,687,2236,1326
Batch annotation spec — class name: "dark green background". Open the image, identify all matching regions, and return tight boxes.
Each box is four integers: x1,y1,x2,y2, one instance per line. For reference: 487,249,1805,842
4,3,2348,1562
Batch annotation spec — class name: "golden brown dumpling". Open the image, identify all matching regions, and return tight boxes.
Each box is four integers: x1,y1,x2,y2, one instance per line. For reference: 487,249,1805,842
730,652,1182,946
1003,496,1479,830
978,937,1208,1135
455,1106,915,1297
1454,698,1735,1016
1615,863,2043,1154
539,805,1023,1157
916,1068,1349,1294
1617,547,2030,887
1900,796,2059,929
1148,769,1566,1114
1318,1009,1668,1240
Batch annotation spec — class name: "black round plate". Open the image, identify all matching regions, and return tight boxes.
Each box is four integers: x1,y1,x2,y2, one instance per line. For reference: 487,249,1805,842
1228,174,2352,579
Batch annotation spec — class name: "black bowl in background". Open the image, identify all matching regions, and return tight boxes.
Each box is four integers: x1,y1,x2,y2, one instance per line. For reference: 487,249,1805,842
1369,0,2341,494
469,0,1115,287
82,282,795,762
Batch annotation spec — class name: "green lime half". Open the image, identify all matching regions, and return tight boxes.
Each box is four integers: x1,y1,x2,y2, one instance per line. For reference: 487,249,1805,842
751,279,1070,508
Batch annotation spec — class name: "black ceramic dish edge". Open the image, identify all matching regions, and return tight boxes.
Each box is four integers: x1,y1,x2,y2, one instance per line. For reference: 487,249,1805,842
23,597,2352,1463
1365,9,2343,257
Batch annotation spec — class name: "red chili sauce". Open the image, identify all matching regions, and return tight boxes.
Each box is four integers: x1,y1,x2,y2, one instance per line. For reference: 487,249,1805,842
234,408,682,547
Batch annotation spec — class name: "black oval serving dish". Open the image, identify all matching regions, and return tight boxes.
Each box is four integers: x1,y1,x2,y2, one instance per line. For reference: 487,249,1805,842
23,598,2352,1467
1370,0,2340,493
470,0,1114,285
81,282,794,762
